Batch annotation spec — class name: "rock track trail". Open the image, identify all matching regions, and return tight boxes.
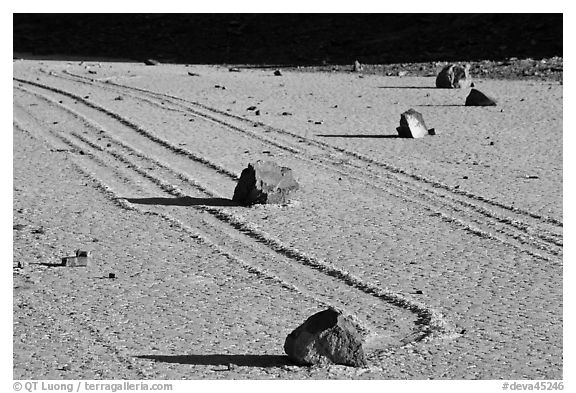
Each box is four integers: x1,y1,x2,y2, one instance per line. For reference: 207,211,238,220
13,61,562,379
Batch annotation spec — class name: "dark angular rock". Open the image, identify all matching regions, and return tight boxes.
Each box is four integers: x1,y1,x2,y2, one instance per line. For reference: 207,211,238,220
274,69,282,76
232,161,299,205
435,63,472,88
396,109,435,138
465,88,497,106
284,308,367,367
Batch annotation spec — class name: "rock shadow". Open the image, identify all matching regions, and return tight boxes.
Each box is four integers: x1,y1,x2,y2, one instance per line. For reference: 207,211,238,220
37,262,66,268
416,104,465,107
377,86,439,90
124,196,239,207
317,134,402,139
136,354,295,368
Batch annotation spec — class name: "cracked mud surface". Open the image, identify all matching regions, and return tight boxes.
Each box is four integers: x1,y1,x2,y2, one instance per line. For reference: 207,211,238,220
13,60,562,379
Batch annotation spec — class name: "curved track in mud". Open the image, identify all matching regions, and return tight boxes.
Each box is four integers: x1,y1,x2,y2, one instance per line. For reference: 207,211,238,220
13,79,458,356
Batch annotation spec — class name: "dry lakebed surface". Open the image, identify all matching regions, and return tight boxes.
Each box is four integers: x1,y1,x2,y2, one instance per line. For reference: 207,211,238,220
12,60,562,380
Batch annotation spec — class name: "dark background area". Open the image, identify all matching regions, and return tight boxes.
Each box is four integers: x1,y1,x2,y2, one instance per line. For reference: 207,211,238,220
13,14,563,65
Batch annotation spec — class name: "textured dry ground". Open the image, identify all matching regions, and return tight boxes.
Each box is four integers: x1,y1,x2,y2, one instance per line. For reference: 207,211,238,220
13,60,562,379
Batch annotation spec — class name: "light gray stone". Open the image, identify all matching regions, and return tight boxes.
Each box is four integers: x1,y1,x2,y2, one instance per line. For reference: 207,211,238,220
396,109,434,138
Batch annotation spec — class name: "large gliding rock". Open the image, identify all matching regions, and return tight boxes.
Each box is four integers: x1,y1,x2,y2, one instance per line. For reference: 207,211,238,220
232,160,299,205
435,63,472,88
284,308,367,367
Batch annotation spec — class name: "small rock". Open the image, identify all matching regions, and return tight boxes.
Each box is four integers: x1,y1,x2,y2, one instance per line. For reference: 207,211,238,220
274,69,282,76
314,121,323,125
398,70,408,77
144,59,160,66
465,89,497,106
187,71,200,76
229,67,241,72
114,96,124,101
232,161,299,206
352,60,363,72
88,70,97,74
109,273,116,279
255,110,260,116
396,109,434,138
284,308,367,367
247,106,257,111
282,112,292,116
61,250,91,267
435,63,472,88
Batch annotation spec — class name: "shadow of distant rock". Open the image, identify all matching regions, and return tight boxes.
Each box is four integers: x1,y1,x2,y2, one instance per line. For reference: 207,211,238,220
317,134,402,139
416,104,464,107
136,354,295,368
377,86,439,90
124,196,239,207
